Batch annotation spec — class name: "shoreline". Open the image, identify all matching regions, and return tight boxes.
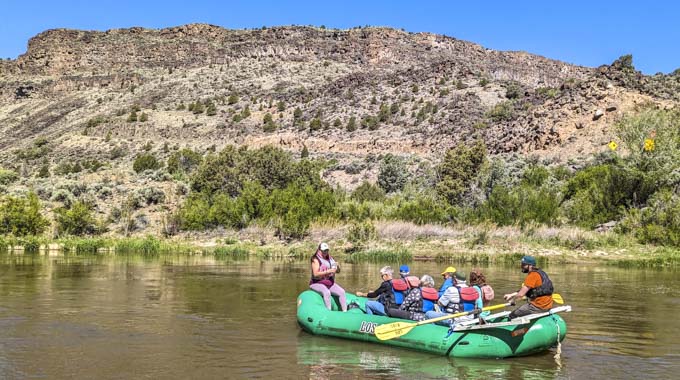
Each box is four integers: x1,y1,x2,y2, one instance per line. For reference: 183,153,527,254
1,222,678,267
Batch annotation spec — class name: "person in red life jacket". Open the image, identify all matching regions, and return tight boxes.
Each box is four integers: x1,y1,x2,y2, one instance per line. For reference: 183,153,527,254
387,275,435,321
503,255,554,319
309,242,347,312
356,266,395,316
468,268,494,320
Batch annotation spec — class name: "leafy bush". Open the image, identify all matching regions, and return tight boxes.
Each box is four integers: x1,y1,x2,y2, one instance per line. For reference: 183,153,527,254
619,189,680,246
346,221,377,249
0,193,50,236
167,149,203,175
132,187,166,208
486,101,515,122
0,169,18,186
377,154,407,193
55,201,100,236
478,184,561,226
562,161,656,228
351,182,385,202
178,194,212,230
390,194,450,225
614,108,680,182
267,184,336,239
133,153,162,173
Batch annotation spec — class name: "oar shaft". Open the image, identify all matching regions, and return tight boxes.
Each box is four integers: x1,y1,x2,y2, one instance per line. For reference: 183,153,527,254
415,302,511,326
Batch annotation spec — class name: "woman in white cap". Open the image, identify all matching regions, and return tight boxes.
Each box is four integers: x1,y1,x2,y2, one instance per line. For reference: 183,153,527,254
309,242,347,312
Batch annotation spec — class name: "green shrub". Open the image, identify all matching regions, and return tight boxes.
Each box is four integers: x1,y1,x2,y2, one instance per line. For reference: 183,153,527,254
347,221,377,249
351,181,385,202
213,245,249,258
486,101,515,122
479,184,561,226
167,149,203,175
391,194,450,225
614,108,680,181
346,116,357,132
0,192,49,236
55,201,100,236
562,162,655,228
377,154,407,193
345,248,412,264
178,194,213,230
0,169,18,186
267,183,336,239
619,189,680,246
133,153,162,173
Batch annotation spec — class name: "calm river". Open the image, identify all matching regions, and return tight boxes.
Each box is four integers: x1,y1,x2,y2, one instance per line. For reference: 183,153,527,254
0,253,678,379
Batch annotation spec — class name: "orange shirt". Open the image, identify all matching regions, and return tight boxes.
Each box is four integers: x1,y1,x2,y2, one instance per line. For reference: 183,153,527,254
524,271,553,310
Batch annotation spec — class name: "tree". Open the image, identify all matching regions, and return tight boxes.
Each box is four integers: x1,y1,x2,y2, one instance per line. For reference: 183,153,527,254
377,154,408,193
436,140,487,205
277,101,285,112
346,116,357,132
0,193,49,236
228,94,239,105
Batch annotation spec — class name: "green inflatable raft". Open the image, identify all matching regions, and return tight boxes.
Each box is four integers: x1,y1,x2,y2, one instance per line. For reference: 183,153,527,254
296,290,570,358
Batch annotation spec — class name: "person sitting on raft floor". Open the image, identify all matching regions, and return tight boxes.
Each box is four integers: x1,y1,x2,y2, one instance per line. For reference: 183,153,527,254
309,242,347,312
388,275,436,321
503,255,553,319
356,266,396,316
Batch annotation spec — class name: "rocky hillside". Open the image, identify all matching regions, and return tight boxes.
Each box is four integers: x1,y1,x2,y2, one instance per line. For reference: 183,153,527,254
0,24,678,235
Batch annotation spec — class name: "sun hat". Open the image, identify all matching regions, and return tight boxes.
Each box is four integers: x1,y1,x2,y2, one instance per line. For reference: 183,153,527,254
399,265,410,275
440,266,457,275
319,242,330,251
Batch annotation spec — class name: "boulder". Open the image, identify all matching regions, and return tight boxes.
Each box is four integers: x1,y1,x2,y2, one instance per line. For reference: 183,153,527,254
593,109,604,120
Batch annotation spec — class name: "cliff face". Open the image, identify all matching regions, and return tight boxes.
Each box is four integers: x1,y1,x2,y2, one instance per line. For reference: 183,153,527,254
14,25,590,84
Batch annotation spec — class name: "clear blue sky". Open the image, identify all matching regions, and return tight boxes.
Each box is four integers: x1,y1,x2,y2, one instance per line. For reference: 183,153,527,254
1,0,678,74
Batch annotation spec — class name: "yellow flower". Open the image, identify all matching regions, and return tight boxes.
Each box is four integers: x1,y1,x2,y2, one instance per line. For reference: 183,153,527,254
608,141,618,151
644,138,655,152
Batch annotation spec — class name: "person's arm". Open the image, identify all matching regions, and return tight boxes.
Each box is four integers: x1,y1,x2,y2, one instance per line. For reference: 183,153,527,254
438,287,453,307
311,259,335,279
503,285,530,301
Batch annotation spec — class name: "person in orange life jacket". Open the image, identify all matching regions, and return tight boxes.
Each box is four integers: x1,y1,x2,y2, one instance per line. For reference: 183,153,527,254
503,255,553,319
425,272,471,325
387,275,435,321
356,266,395,316
309,242,347,312
438,266,457,297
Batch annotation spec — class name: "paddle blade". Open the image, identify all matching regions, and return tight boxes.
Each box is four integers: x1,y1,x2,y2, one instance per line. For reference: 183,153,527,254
374,321,416,341
552,293,564,304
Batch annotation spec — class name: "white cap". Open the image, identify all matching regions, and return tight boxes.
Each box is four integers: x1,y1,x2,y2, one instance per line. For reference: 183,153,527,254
319,242,329,251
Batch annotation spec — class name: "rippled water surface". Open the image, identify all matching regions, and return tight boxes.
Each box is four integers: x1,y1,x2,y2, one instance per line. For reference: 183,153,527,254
0,253,678,379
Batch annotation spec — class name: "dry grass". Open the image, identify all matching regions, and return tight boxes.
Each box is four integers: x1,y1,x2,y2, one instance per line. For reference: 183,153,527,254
375,221,464,240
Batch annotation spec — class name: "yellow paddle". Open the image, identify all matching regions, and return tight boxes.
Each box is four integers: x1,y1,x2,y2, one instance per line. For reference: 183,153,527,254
552,293,564,304
374,302,512,341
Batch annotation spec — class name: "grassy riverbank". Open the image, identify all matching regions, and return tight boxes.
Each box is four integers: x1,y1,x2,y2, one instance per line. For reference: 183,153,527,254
1,221,678,267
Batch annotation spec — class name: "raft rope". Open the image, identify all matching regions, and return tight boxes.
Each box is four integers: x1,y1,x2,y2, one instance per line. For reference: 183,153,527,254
551,314,562,367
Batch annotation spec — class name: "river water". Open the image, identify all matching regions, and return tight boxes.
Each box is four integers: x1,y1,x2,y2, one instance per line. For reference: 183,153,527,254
0,253,678,379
